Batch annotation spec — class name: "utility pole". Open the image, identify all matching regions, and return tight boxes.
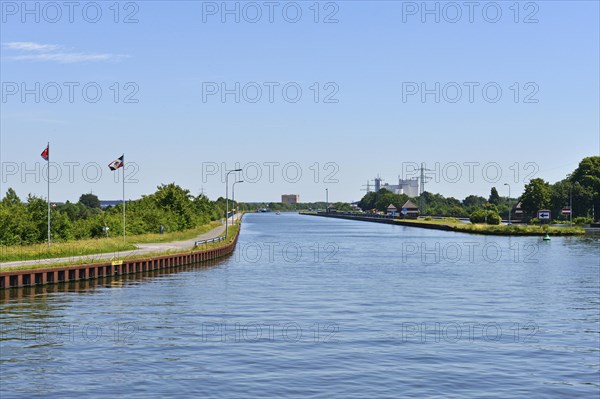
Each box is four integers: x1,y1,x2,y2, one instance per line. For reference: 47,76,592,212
361,180,372,193
225,169,242,238
569,182,581,226
504,183,511,225
419,163,432,215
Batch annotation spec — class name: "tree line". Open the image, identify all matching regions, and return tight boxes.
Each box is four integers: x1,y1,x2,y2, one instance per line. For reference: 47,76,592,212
519,157,599,222
2,157,596,245
356,156,599,224
0,183,225,246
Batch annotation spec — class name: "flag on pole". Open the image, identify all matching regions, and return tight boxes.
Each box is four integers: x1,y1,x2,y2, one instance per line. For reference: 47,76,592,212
42,143,51,248
41,146,49,161
109,154,126,242
108,155,124,171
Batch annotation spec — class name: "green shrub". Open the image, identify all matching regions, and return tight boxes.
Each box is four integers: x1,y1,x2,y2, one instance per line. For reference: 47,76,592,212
0,184,225,245
486,212,501,225
573,216,592,225
470,210,486,223
470,210,500,224
528,218,540,225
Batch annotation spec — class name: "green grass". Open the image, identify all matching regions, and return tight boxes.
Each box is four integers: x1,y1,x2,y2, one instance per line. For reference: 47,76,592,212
0,220,223,264
0,221,241,272
0,239,137,264
128,221,222,244
200,223,239,250
394,218,584,235
302,212,585,236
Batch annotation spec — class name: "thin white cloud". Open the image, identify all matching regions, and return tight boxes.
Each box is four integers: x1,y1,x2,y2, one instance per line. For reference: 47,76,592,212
3,42,61,52
1,41,129,64
10,52,128,63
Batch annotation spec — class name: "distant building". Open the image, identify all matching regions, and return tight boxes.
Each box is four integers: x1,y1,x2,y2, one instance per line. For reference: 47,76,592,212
512,202,525,222
374,177,419,197
100,200,122,209
387,204,398,216
281,194,300,204
401,200,420,218
351,202,363,212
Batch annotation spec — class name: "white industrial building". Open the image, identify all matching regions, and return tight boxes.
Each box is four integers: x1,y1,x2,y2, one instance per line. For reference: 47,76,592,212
374,177,419,198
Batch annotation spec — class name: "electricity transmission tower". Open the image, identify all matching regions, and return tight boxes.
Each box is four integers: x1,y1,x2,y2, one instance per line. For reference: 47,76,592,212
419,163,433,214
361,180,372,193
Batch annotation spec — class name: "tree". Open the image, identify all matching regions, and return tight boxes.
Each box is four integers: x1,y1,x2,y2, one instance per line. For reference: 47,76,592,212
0,185,227,245
520,178,551,217
2,188,22,206
463,195,486,207
333,202,353,212
356,189,410,213
488,187,500,205
79,193,101,209
550,179,571,220
463,195,487,215
570,156,600,221
358,191,378,212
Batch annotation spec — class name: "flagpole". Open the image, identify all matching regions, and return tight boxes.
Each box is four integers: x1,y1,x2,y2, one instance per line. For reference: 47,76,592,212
47,141,50,249
122,153,126,242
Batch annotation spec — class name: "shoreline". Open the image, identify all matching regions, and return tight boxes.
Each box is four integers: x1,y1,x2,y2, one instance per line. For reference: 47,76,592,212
0,218,243,289
302,212,586,236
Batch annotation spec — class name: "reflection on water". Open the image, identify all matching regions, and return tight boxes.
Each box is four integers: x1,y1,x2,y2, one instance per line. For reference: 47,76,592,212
0,257,232,303
1,213,599,398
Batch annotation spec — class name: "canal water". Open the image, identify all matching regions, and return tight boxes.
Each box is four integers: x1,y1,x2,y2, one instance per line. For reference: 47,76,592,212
1,213,599,398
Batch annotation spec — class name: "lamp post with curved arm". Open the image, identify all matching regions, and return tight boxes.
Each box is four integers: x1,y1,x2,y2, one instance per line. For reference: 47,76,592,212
232,180,244,226
226,169,242,238
504,183,511,225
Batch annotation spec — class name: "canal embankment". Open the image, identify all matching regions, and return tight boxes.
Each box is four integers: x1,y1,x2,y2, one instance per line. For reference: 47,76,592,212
0,217,243,289
302,212,585,236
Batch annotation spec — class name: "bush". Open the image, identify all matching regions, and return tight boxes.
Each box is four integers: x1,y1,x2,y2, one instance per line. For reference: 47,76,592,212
486,212,501,225
573,216,593,225
528,218,540,225
424,216,433,221
470,210,486,224
470,210,500,225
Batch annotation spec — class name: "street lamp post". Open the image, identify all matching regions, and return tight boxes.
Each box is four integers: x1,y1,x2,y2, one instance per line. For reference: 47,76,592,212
504,183,511,225
225,169,242,238
232,180,244,226
569,184,573,227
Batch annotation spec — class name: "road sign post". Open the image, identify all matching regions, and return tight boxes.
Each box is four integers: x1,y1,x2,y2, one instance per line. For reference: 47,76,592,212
562,207,572,226
537,210,551,224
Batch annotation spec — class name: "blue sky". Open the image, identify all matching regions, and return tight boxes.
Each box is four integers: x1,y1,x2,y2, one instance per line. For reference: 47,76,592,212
1,1,599,203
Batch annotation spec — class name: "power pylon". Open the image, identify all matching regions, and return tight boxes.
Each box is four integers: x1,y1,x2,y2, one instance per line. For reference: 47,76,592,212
419,163,433,214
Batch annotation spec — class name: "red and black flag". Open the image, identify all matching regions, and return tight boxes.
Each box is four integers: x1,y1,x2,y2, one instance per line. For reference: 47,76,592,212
41,145,49,161
108,155,124,171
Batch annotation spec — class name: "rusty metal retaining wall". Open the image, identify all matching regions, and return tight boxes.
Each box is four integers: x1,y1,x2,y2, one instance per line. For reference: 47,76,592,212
0,231,240,290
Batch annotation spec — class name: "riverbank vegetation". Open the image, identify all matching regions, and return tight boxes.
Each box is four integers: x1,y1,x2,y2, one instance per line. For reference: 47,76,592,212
236,201,333,212
0,183,226,246
355,157,599,223
0,220,239,272
0,220,223,263
394,217,584,236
